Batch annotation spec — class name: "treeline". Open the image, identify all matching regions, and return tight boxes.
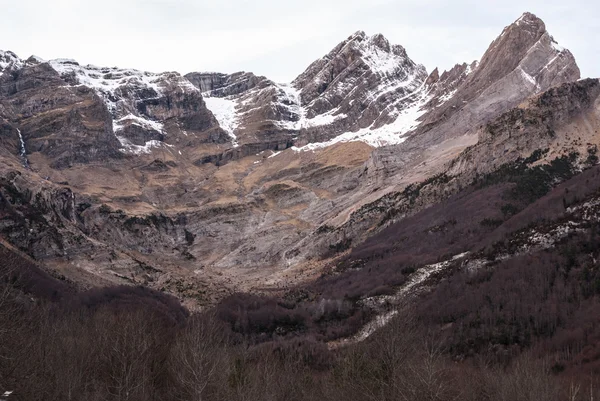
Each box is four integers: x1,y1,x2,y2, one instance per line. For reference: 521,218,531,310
0,283,591,401
1,246,600,401
418,221,600,373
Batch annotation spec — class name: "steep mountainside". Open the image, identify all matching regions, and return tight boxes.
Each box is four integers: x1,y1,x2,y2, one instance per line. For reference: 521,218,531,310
369,12,580,181
0,12,595,310
184,30,432,160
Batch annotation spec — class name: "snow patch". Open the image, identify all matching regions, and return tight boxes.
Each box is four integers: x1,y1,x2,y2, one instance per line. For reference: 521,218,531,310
16,128,29,168
203,96,239,147
435,88,458,107
550,37,564,52
275,83,348,130
361,36,408,76
295,85,430,151
465,61,478,76
333,251,470,346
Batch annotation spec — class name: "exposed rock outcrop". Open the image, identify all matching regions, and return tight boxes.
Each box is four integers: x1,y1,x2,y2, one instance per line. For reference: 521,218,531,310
370,12,581,180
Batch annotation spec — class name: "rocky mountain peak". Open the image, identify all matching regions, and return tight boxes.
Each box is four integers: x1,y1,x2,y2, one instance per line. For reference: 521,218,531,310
370,12,581,181
366,33,391,52
285,30,428,146
412,12,580,144
467,12,578,96
349,30,367,40
425,68,440,86
514,11,545,29
0,50,24,75
293,31,423,108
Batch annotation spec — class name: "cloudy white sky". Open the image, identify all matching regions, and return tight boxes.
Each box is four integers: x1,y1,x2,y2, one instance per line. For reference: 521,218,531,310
2,0,598,82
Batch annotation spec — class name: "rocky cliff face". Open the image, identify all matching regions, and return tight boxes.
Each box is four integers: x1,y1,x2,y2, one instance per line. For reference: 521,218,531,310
0,58,121,168
449,78,600,179
421,12,579,134
292,31,429,142
48,59,227,153
0,12,594,307
369,12,580,182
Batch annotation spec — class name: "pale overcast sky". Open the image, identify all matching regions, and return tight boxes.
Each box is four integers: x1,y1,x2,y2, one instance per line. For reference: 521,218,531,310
1,0,598,82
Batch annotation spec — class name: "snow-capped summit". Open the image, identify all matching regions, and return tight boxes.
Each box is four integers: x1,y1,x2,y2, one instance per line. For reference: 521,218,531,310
293,30,427,121
186,31,432,152
372,12,581,178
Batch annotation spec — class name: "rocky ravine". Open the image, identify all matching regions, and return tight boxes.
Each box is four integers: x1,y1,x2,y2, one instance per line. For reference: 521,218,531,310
0,13,591,307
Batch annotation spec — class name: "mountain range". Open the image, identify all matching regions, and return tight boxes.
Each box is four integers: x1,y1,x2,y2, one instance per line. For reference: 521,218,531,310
1,11,598,318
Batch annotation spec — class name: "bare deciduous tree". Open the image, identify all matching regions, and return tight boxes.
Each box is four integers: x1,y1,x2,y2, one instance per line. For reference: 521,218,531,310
168,314,228,401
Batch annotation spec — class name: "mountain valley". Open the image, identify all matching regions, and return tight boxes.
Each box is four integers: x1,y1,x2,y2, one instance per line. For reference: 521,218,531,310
3,9,600,400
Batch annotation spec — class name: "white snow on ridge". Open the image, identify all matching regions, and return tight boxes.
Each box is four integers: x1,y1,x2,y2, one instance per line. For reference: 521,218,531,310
550,38,565,52
49,59,166,114
0,50,23,76
295,86,430,151
465,61,478,75
304,110,348,128
203,96,239,147
275,83,348,130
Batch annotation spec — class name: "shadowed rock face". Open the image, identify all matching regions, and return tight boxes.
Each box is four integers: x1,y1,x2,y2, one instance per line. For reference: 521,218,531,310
185,71,264,97
0,13,593,307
